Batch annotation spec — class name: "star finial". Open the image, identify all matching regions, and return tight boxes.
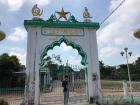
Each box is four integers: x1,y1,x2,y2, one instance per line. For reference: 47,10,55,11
56,8,70,20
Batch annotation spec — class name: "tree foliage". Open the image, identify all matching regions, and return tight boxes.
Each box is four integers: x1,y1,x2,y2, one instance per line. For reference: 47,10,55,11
0,99,9,105
0,53,25,87
43,55,85,81
44,55,140,81
100,57,140,81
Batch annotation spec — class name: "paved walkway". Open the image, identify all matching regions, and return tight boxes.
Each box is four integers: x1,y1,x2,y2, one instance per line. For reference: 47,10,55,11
40,80,88,105
40,101,96,105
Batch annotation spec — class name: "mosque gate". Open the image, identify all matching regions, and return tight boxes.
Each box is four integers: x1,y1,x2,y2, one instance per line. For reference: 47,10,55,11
24,5,101,105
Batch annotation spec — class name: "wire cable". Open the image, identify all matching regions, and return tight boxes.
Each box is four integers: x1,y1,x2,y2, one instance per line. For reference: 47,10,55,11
100,0,126,25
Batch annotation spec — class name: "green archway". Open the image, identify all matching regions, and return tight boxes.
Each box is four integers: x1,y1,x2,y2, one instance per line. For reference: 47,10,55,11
40,37,87,66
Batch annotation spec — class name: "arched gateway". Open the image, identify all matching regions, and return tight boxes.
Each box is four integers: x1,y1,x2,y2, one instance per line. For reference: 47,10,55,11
24,6,101,105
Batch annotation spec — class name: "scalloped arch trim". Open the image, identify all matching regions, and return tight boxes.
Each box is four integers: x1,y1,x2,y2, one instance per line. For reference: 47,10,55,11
40,37,87,66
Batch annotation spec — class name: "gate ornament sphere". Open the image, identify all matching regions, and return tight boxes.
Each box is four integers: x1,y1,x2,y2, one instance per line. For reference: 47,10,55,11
134,28,140,39
0,30,6,41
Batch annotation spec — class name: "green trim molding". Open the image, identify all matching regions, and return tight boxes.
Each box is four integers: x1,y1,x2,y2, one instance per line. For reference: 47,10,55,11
24,20,100,29
40,37,87,66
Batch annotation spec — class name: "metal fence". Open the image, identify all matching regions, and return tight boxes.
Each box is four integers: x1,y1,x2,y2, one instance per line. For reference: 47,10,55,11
1,74,140,105
101,80,140,104
40,64,88,104
0,88,24,105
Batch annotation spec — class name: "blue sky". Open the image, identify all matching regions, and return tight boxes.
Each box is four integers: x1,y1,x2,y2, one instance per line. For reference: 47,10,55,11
0,0,140,66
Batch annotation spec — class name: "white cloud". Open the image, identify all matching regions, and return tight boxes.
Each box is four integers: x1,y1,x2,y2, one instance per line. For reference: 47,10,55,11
8,0,25,11
0,0,6,4
114,37,125,46
0,0,51,11
109,0,140,25
98,0,140,65
98,0,140,44
8,27,27,42
68,56,82,66
0,0,26,11
9,51,26,65
46,42,83,66
98,21,132,46
31,0,51,6
60,42,72,52
119,53,140,66
99,47,120,60
129,54,140,64
10,47,25,53
7,46,26,65
109,0,123,11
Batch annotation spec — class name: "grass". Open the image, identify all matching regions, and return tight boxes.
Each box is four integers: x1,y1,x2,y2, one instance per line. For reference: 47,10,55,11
101,80,140,89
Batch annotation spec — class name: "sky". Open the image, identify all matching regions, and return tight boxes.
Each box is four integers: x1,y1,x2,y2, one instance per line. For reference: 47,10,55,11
0,0,140,66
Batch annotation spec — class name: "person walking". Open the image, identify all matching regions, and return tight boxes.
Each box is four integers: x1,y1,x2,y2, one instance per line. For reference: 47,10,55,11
62,75,69,105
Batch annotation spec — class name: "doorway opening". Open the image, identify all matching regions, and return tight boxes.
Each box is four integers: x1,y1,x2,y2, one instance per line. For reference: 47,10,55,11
39,38,88,104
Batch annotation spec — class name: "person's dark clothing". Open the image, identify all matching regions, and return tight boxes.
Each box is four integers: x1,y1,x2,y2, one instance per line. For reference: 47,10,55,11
62,80,69,92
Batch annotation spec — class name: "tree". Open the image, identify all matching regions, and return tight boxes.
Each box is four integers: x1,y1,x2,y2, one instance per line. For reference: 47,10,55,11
43,55,76,80
44,55,61,80
135,57,140,66
130,57,140,81
99,61,113,79
99,57,140,81
0,53,24,87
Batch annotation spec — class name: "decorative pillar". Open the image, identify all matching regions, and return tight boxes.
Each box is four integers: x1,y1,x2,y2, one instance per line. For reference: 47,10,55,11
123,81,128,100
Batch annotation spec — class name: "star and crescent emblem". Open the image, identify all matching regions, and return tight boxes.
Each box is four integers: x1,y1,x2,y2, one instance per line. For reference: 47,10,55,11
83,7,92,18
32,4,43,17
31,5,91,22
56,8,70,20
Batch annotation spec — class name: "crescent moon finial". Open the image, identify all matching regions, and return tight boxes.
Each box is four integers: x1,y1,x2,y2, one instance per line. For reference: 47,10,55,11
32,4,43,17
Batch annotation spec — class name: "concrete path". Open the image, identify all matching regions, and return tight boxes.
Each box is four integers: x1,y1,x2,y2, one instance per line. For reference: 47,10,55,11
40,80,88,105
40,100,96,105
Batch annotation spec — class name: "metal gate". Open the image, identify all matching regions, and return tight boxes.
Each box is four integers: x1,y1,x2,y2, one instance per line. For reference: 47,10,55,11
40,64,88,104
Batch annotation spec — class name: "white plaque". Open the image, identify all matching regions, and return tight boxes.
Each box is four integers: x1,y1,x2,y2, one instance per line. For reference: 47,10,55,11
42,27,84,36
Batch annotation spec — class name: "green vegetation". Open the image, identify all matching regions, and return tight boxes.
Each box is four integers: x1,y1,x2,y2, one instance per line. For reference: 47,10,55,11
0,99,9,105
101,80,140,89
100,57,140,81
0,53,25,88
0,87,24,94
43,55,85,80
0,52,140,88
101,80,122,88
